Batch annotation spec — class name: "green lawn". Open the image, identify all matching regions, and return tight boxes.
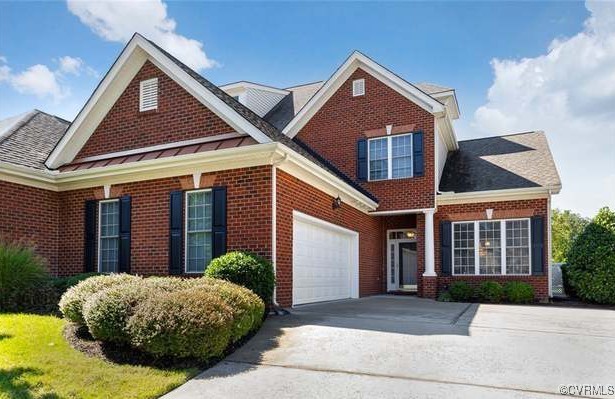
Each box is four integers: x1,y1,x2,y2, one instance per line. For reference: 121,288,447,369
0,313,198,399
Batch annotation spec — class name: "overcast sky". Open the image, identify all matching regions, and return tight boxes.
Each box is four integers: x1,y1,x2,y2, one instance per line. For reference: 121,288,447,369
0,1,613,217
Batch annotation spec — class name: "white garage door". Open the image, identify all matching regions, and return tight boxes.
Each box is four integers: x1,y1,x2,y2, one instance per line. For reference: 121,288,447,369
292,211,359,306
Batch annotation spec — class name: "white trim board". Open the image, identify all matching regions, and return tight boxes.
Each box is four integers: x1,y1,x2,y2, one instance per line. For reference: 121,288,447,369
46,33,273,169
283,51,446,138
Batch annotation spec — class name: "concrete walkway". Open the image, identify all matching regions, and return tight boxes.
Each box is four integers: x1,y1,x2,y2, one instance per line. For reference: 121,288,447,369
163,296,615,398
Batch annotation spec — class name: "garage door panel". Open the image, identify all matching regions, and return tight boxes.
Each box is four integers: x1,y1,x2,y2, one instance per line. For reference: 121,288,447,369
293,213,357,305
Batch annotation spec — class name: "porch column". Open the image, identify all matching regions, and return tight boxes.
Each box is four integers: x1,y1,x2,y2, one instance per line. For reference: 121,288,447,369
423,209,436,277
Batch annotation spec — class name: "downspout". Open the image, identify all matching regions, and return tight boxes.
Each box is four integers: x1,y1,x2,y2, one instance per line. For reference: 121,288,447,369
547,189,553,299
271,153,287,309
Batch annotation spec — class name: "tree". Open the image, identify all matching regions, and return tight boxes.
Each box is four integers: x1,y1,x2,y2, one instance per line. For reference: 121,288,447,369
551,209,589,263
565,207,615,304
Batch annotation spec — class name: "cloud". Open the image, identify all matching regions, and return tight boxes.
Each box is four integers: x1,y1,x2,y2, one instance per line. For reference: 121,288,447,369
66,0,217,71
0,55,95,102
472,0,615,217
58,56,84,75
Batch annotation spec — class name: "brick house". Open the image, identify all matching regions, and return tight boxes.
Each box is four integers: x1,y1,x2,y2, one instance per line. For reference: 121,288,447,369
0,34,561,306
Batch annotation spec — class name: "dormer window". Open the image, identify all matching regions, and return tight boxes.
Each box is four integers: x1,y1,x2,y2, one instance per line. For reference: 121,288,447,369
352,79,365,97
139,78,158,112
368,133,413,180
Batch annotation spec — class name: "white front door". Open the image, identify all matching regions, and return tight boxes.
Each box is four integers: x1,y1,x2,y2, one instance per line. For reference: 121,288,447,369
387,229,418,292
292,211,359,306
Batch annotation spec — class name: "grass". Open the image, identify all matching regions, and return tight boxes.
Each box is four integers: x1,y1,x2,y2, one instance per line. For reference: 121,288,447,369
0,313,199,399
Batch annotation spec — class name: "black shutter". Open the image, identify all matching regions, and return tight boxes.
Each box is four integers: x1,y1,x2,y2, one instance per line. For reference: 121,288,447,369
118,195,131,273
357,138,367,181
531,216,545,275
440,221,452,276
212,186,227,260
413,131,424,177
84,200,97,272
169,191,183,275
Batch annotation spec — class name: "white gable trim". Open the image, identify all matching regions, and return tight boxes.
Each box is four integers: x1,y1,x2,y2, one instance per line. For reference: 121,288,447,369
283,51,446,138
46,34,272,169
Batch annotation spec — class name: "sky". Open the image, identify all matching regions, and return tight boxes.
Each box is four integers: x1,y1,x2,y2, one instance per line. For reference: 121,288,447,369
0,1,613,217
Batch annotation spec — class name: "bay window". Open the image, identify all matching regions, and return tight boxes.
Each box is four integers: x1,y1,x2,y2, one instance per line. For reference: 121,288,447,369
452,219,531,275
368,133,413,181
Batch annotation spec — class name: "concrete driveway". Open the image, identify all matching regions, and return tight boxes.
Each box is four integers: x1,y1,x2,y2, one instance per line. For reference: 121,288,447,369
163,296,615,398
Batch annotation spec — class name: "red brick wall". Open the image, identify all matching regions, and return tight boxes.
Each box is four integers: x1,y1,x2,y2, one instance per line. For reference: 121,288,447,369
0,180,59,274
76,61,234,160
295,68,435,211
57,166,272,276
434,198,550,300
275,169,383,306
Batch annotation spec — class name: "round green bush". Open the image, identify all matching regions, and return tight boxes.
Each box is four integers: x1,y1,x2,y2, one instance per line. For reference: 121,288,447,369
448,281,474,302
437,291,453,302
565,208,615,304
52,273,101,295
503,281,534,303
476,281,504,303
83,282,150,343
127,287,234,360
198,278,265,342
205,252,275,304
59,274,140,324
0,241,50,312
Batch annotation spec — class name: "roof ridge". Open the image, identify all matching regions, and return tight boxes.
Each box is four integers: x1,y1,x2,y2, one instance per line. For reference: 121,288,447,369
0,110,38,145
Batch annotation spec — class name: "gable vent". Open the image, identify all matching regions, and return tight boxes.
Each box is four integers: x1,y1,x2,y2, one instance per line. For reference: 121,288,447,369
139,78,158,112
352,79,365,97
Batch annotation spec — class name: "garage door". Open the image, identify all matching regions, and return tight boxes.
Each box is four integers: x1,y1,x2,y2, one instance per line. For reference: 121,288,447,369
292,211,359,305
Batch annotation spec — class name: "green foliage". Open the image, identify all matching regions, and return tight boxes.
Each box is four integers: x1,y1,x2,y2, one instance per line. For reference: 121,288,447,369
127,287,234,360
551,209,589,263
0,241,51,312
448,281,474,302
83,282,150,343
437,291,453,302
59,274,141,324
51,273,101,295
565,207,615,304
476,281,504,303
205,251,275,304
503,282,535,303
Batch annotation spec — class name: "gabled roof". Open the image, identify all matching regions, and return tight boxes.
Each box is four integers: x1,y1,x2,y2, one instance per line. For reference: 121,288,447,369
439,131,561,194
220,81,289,96
46,33,277,169
415,82,453,95
282,51,446,138
0,110,69,170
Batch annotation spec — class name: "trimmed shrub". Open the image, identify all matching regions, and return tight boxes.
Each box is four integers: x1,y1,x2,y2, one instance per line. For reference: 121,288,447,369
127,287,234,360
476,281,504,303
52,273,101,295
565,207,615,304
205,252,275,304
59,274,140,324
437,291,453,302
143,276,189,292
503,282,534,304
0,241,50,312
83,282,150,343
448,282,474,302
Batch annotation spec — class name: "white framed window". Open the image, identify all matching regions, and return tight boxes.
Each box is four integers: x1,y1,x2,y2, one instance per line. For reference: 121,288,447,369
98,199,119,273
452,218,531,276
139,78,158,112
368,133,413,181
185,189,213,273
352,79,365,96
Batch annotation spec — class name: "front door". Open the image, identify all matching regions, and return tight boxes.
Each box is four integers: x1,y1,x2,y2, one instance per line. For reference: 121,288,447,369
398,242,418,289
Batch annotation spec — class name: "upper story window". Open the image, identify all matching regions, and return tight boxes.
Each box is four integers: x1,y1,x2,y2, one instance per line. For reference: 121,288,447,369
185,189,213,273
99,199,119,273
352,79,365,97
139,78,158,112
453,219,531,276
368,133,413,181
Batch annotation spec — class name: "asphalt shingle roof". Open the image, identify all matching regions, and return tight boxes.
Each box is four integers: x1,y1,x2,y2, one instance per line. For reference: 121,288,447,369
415,82,453,95
0,110,69,170
439,131,561,193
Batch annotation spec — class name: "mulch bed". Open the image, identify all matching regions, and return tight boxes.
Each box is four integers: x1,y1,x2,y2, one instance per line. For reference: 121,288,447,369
63,321,262,370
